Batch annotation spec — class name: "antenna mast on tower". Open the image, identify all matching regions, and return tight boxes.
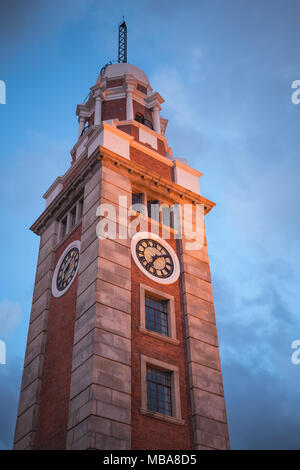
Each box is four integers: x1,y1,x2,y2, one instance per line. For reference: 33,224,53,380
118,20,127,63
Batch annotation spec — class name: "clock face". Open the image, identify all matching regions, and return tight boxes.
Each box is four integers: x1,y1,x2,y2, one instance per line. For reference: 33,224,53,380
52,241,80,297
136,238,174,279
131,232,180,285
56,247,80,292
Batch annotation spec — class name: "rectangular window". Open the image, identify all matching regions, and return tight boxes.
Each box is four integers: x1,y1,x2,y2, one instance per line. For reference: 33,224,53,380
132,193,143,205
141,355,183,423
70,207,76,228
147,367,172,416
145,295,169,336
78,198,84,220
139,284,178,343
147,200,160,220
132,193,145,214
61,217,67,239
161,205,182,233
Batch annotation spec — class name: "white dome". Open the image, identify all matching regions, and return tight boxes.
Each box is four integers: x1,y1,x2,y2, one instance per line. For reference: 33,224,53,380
97,63,149,85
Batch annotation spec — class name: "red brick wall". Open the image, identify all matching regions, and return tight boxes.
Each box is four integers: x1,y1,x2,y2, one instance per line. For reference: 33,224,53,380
34,225,82,449
118,123,168,158
157,138,167,156
102,98,127,121
107,78,124,88
118,124,139,141
131,230,194,450
130,147,173,181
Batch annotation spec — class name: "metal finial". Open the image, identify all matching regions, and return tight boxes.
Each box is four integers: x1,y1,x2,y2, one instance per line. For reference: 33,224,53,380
118,20,127,63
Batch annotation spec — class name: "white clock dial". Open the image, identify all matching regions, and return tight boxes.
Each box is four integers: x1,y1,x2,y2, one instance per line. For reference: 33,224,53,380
131,232,180,285
51,240,80,297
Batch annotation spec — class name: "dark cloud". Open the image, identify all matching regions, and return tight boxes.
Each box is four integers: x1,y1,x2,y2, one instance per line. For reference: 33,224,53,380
224,359,300,449
213,267,300,449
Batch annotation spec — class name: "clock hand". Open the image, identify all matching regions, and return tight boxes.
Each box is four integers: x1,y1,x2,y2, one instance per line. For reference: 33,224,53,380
151,253,169,262
64,259,75,277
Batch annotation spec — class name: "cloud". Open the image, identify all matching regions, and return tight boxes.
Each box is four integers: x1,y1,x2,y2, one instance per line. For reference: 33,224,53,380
0,301,22,338
1,0,300,451
213,258,300,449
0,356,22,450
224,358,300,449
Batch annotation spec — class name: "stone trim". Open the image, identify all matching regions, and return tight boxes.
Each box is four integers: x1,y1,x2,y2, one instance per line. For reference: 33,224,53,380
139,408,184,426
13,220,57,449
66,166,132,450
30,154,101,235
97,146,215,211
139,283,178,343
138,327,180,345
31,145,215,237
140,354,182,422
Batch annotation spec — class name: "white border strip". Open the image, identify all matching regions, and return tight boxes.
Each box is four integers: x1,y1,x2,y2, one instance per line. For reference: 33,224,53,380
51,240,81,298
131,232,180,285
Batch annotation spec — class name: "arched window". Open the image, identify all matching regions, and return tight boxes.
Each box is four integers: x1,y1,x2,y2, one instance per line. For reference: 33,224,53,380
135,112,145,124
135,112,153,130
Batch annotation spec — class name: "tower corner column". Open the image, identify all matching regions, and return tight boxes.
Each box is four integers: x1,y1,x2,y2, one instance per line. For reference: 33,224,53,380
179,215,230,450
66,163,133,450
94,91,103,126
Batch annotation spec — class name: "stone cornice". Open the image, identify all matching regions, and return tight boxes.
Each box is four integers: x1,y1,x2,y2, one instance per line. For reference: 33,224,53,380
102,121,134,141
173,159,203,178
43,176,64,200
30,152,101,235
118,119,169,153
146,92,165,109
130,139,173,166
98,145,215,213
118,119,166,141
70,125,96,156
32,142,214,235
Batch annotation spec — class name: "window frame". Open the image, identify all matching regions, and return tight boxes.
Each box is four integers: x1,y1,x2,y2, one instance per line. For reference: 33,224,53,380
70,206,77,229
129,189,180,238
146,366,172,416
140,354,184,424
139,284,179,345
147,199,160,221
61,216,68,240
145,294,169,336
59,196,84,243
131,192,146,214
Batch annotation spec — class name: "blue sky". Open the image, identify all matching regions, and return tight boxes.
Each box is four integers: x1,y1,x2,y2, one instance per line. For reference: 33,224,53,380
1,0,300,449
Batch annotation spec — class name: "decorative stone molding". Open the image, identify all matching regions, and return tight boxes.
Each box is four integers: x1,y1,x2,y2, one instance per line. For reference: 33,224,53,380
140,354,184,424
139,283,179,344
173,160,202,195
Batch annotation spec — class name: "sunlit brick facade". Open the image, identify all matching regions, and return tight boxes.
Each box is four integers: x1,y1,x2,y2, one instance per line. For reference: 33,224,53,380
14,62,230,450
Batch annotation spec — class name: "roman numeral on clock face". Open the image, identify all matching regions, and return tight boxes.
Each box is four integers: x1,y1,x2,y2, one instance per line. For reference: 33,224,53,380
135,239,174,279
56,247,80,292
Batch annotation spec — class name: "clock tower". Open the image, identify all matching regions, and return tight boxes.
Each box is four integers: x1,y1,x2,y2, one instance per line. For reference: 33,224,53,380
14,26,230,451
